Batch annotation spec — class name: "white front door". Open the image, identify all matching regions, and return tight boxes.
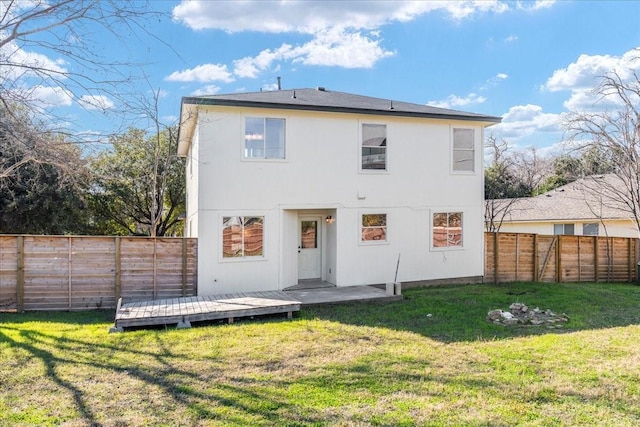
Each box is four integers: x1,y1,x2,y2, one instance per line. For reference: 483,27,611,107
298,217,322,280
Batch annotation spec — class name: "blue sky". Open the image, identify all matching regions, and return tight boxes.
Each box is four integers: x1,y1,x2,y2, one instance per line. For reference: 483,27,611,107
11,0,640,153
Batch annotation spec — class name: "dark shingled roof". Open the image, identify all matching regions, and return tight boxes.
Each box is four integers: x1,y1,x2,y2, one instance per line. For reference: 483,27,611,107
182,88,502,123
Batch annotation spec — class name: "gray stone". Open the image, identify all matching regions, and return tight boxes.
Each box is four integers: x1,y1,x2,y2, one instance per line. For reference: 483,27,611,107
487,302,569,327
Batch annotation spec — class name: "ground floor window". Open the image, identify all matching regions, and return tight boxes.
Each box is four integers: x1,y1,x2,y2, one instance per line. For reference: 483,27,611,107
361,213,387,242
582,223,599,236
222,216,264,258
433,212,463,248
554,224,575,235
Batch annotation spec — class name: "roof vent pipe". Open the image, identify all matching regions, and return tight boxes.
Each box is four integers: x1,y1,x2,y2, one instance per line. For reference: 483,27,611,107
277,76,281,90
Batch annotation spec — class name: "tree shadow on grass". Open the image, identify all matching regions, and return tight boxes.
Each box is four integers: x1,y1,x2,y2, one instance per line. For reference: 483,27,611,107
299,282,640,343
0,322,331,426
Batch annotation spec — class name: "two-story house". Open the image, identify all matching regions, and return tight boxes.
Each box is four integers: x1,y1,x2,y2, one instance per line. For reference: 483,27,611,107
178,88,500,295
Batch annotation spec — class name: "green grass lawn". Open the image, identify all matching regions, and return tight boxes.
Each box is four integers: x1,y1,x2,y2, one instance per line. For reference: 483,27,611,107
1,282,640,426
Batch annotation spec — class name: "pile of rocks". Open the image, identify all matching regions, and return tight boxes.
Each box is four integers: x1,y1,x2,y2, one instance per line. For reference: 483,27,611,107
487,302,569,328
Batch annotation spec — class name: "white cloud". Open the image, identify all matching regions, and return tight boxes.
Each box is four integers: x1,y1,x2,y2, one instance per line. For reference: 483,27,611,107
165,64,234,83
480,73,509,90
170,1,549,82
545,54,619,92
518,0,556,11
190,85,222,96
29,86,73,108
490,104,563,140
173,1,513,33
504,35,518,43
231,29,394,77
544,48,640,112
291,29,395,68
428,93,486,109
78,94,115,111
233,45,293,78
0,41,67,80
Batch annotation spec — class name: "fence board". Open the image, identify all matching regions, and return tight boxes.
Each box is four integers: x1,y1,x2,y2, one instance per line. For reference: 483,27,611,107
0,236,197,311
486,232,638,284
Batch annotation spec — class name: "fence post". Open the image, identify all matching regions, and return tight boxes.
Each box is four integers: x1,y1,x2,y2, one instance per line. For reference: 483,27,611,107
514,233,519,281
68,237,72,311
628,238,633,283
636,239,640,282
578,237,582,282
153,238,157,299
16,236,24,312
594,236,599,282
556,235,562,283
182,238,187,297
115,237,122,302
533,234,539,282
493,232,499,283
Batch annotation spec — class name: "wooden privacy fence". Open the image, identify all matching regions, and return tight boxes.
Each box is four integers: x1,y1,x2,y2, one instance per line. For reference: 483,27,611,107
485,232,639,283
0,236,197,312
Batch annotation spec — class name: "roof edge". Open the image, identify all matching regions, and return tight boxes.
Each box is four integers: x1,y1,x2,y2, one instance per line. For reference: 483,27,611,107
181,96,502,124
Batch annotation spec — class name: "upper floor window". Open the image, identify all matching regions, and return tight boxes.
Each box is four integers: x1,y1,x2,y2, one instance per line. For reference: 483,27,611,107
244,117,285,159
362,124,387,171
433,212,463,248
222,216,264,258
452,128,475,172
361,213,387,242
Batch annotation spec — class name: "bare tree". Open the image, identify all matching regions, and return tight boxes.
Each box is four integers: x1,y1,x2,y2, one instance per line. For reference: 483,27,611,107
484,136,534,231
133,82,184,237
0,0,162,186
565,52,640,236
511,146,553,196
485,136,516,231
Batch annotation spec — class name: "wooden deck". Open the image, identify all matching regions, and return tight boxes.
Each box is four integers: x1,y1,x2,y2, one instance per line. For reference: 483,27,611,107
111,285,401,332
112,291,301,331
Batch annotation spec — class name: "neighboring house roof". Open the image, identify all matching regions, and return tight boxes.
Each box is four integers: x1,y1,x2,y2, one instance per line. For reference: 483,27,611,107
178,88,502,156
490,174,634,222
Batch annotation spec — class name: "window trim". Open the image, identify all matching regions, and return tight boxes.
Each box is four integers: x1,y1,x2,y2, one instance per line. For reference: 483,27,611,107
431,210,464,250
451,126,476,174
242,116,287,161
220,214,266,262
359,212,389,245
359,122,388,173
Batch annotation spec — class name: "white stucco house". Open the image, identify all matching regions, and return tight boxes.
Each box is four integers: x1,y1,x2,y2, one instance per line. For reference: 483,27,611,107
488,174,640,238
177,88,501,295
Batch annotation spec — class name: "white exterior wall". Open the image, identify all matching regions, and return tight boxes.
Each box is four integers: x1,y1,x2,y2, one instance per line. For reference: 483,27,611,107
190,106,487,295
498,219,639,238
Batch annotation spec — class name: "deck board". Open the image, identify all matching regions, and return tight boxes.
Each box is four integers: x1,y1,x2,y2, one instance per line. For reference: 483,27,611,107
114,291,302,329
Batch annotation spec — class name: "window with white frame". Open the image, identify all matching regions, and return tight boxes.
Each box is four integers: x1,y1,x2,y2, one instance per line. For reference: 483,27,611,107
244,117,285,159
362,124,387,170
583,223,599,236
433,212,463,248
222,216,264,258
452,128,475,172
553,224,575,235
361,213,387,242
